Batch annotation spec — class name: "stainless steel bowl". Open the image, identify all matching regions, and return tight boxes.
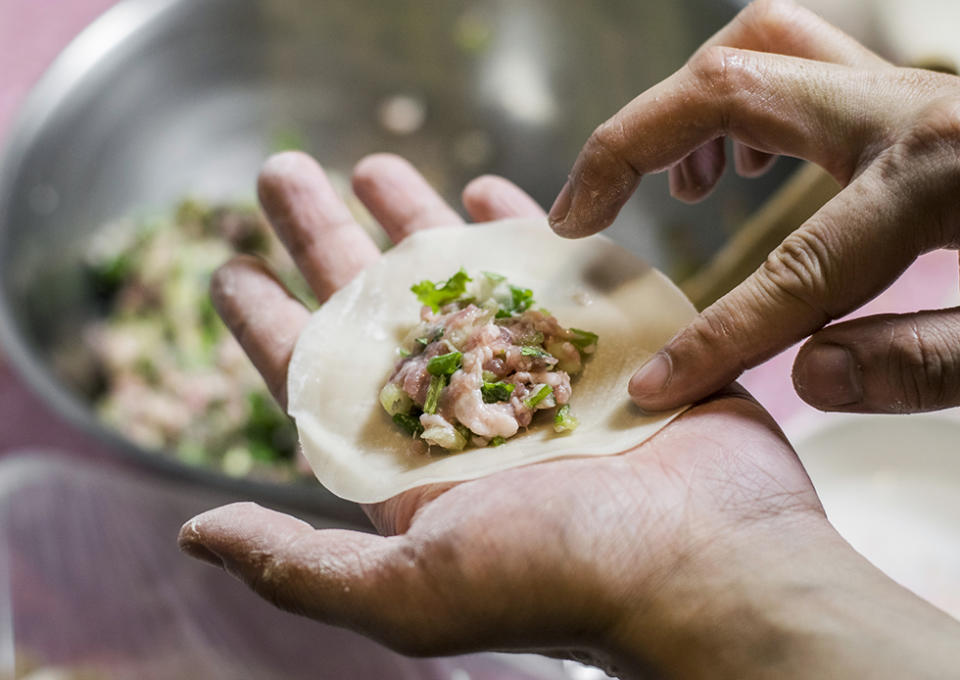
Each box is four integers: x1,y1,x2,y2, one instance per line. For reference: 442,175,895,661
0,0,793,518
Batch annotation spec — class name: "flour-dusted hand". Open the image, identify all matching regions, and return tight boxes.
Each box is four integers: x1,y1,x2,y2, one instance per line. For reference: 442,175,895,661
549,0,960,415
178,151,960,679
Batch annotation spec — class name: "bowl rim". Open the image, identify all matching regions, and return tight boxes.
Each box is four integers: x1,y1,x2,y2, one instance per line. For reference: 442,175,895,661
0,0,368,524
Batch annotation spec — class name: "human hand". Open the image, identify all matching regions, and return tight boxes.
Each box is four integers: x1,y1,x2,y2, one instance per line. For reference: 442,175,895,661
548,0,960,415
178,151,960,678
174,150,825,676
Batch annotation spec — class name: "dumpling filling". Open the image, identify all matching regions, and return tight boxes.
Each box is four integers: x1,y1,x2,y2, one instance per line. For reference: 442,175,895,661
379,270,597,452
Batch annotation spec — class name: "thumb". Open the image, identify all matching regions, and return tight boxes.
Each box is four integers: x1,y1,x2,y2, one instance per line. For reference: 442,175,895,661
793,309,960,413
178,502,447,655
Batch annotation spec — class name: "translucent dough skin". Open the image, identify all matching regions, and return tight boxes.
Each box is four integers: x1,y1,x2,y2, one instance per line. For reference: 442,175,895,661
287,218,697,503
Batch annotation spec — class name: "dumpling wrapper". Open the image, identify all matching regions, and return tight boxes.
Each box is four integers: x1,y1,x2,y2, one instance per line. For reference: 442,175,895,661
288,218,697,503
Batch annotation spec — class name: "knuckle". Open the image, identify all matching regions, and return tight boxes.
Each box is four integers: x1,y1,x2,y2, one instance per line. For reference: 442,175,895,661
680,304,748,375
759,229,834,320
687,45,741,97
898,95,960,159
889,321,956,412
884,94,960,245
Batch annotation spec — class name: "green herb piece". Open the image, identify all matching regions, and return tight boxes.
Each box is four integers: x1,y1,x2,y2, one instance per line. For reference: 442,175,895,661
489,436,506,447
427,351,463,376
509,285,534,313
424,374,446,414
411,268,472,312
393,412,424,437
481,381,515,403
495,284,536,318
243,392,291,463
523,384,553,409
568,328,599,351
397,347,411,358
482,370,498,382
455,423,473,442
89,252,135,296
553,404,579,433
416,327,445,346
520,346,554,360
198,295,223,353
482,271,506,283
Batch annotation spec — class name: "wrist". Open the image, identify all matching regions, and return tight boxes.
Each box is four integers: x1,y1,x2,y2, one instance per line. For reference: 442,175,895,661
604,513,960,679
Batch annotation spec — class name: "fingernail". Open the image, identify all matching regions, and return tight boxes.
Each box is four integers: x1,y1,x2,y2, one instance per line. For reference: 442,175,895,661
548,180,572,229
796,343,862,408
630,352,673,399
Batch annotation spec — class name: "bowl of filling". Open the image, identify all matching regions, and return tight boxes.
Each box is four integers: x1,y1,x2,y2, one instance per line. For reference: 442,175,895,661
0,0,795,516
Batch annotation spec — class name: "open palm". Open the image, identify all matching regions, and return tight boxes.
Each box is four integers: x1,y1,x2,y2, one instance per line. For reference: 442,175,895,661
179,151,825,675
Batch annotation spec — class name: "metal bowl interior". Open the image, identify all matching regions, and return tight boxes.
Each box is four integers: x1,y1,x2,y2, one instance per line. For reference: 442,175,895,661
0,0,793,517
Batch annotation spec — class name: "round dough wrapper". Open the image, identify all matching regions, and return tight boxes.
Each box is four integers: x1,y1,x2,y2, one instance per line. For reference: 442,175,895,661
287,218,697,503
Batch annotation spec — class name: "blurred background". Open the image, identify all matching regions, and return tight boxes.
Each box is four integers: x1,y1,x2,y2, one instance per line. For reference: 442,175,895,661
0,0,959,678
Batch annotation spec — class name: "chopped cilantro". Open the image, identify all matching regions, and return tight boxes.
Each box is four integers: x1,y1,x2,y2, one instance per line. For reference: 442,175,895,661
481,381,514,403
89,251,135,297
411,268,472,312
520,346,554,360
424,374,445,414
495,284,535,318
427,351,462,376
397,347,411,358
482,271,506,283
510,285,534,313
553,404,579,433
242,392,291,462
568,328,599,351
393,412,424,437
489,436,506,447
523,384,553,409
416,327,444,346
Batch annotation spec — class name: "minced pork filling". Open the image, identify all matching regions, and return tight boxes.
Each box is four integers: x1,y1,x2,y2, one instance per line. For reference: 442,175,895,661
379,269,597,452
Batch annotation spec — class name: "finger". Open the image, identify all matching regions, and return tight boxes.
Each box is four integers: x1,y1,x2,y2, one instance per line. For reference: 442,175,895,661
351,153,463,242
258,151,380,302
210,256,310,408
628,166,923,411
549,49,890,237
461,174,546,221
668,138,727,203
733,142,777,177
701,0,887,69
793,309,960,413
178,503,452,655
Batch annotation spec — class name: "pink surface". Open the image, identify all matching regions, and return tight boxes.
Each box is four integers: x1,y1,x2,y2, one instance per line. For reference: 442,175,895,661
0,0,122,456
0,0,123,455
0,0,121,137
741,249,960,431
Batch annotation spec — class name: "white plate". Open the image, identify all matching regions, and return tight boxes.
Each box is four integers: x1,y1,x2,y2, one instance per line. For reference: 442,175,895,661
794,413,960,620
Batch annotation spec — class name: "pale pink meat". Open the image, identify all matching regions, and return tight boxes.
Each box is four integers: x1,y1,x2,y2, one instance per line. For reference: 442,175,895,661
447,349,519,439
387,294,587,449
